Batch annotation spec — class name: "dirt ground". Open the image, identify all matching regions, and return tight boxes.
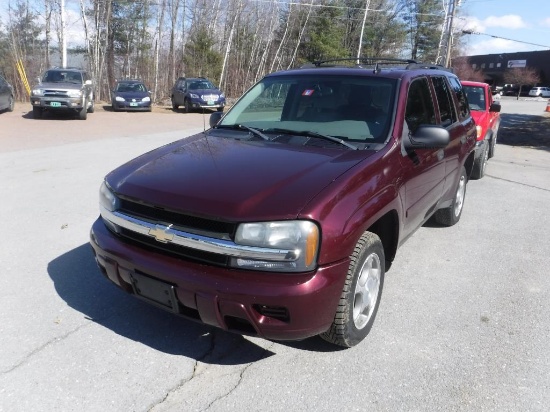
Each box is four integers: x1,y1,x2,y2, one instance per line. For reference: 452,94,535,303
0,102,216,153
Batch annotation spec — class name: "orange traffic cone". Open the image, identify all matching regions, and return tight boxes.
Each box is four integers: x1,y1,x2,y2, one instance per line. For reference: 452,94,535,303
546,101,550,113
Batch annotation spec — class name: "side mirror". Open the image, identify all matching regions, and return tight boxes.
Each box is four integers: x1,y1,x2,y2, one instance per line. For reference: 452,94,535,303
403,125,450,151
36,77,41,84
209,111,224,128
489,102,501,113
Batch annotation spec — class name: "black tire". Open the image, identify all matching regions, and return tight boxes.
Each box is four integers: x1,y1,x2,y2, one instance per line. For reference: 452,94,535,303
184,99,192,113
488,135,497,159
320,231,385,348
32,107,42,119
217,107,224,112
471,143,488,180
78,101,88,120
434,166,467,226
171,97,179,111
87,98,95,113
7,95,14,112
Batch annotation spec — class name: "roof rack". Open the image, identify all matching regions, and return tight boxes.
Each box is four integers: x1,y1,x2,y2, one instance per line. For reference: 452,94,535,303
301,57,454,74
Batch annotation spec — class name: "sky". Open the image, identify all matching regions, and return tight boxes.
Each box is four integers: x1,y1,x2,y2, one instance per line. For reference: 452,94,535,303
458,0,550,55
1,0,549,56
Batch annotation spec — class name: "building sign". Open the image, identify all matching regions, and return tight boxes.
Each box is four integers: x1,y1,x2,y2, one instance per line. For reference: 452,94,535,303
507,60,527,68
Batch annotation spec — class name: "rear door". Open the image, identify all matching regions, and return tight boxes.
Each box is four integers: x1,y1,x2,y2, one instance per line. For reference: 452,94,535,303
399,76,447,237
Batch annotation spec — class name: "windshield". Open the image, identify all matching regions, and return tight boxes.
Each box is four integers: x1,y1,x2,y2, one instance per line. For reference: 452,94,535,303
463,86,485,111
189,80,215,90
219,74,396,144
43,70,83,84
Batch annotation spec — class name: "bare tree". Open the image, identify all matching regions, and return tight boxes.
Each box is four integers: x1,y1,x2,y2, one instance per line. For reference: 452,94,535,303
504,67,541,99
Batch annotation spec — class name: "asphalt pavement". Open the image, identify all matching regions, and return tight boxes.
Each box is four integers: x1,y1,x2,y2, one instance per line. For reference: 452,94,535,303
1,98,549,411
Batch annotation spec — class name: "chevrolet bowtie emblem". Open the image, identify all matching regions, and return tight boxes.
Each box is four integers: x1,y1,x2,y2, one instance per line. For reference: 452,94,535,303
148,224,174,243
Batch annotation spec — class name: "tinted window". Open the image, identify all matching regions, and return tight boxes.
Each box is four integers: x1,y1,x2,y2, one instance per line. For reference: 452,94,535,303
432,76,457,126
405,77,436,134
448,77,470,120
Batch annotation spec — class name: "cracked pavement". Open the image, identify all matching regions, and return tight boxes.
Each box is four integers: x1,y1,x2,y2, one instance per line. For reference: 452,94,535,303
1,101,550,411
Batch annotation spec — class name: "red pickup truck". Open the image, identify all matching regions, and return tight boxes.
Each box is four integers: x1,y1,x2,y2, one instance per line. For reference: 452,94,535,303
461,81,501,179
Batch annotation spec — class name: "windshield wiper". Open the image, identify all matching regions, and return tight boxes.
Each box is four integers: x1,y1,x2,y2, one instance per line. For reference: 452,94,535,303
215,124,270,141
268,128,357,150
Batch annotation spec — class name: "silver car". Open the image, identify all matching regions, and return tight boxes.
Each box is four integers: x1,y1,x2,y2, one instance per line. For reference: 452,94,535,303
528,87,550,97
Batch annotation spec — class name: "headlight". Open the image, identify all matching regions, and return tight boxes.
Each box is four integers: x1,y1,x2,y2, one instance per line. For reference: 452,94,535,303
67,90,83,98
99,181,119,212
32,89,44,96
232,221,319,272
189,93,199,99
142,96,151,102
115,96,125,102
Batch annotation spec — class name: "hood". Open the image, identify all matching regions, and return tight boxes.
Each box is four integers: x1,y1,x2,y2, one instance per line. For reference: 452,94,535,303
194,88,223,96
36,81,83,90
106,133,373,221
115,91,149,99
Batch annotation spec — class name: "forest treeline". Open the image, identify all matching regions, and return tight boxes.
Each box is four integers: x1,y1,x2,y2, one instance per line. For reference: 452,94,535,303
1,0,473,102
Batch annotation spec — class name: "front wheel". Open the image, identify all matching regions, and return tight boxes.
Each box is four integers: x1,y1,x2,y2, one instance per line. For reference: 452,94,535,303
320,232,385,348
471,143,488,180
184,99,192,113
32,107,42,119
434,166,467,226
7,95,14,112
78,101,88,120
87,98,95,113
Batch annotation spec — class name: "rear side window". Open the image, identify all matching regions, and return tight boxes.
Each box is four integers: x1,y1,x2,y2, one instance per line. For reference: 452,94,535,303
448,77,470,121
405,77,436,134
432,76,457,127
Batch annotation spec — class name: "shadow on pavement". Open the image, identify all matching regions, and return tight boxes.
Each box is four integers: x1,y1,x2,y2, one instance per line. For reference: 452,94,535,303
47,244,275,364
498,113,550,152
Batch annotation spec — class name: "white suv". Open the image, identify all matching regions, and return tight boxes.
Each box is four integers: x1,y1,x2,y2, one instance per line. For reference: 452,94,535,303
528,87,550,97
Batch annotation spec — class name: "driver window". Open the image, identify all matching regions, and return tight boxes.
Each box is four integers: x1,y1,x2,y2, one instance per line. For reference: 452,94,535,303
405,78,436,134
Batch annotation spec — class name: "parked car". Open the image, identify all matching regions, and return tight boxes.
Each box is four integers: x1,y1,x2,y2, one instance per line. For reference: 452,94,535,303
528,87,550,97
500,83,533,97
30,68,94,120
0,74,15,113
171,77,225,113
90,58,476,348
111,80,152,112
462,81,501,179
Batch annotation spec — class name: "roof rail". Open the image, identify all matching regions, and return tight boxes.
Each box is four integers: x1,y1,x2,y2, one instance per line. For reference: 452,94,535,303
406,63,454,73
304,57,418,68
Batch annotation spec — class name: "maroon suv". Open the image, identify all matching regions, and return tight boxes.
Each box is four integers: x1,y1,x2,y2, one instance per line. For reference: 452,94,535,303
90,58,476,347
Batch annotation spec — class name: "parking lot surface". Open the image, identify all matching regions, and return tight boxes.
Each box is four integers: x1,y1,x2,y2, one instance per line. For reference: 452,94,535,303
1,98,549,411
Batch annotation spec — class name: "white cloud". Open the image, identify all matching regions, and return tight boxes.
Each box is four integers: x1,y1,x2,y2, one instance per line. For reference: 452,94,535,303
462,14,527,33
483,15,527,29
541,17,550,28
463,38,535,56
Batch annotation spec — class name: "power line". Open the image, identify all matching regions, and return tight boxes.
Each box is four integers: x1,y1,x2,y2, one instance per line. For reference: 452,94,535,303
462,30,550,49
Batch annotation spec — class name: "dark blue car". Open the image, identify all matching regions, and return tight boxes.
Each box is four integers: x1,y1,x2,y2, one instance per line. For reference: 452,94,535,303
171,77,225,113
111,80,152,112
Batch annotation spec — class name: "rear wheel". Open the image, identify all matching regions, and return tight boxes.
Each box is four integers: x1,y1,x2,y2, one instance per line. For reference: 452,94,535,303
434,166,467,226
320,232,385,348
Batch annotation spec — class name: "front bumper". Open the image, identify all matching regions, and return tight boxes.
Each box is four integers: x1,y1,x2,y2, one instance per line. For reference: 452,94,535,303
32,97,85,110
190,99,225,110
113,101,151,111
89,218,347,341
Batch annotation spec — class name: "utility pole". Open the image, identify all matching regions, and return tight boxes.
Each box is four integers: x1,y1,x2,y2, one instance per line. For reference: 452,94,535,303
436,0,460,67
357,0,372,61
60,0,67,68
